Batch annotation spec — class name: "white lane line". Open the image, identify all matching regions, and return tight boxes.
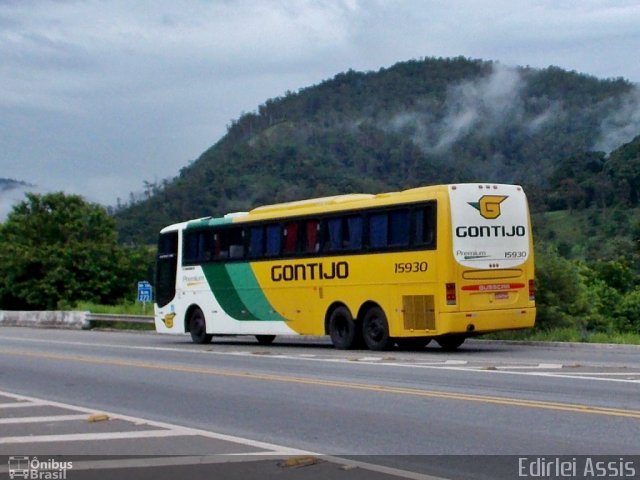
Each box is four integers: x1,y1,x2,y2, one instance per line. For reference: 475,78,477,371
494,363,563,370
534,372,640,384
0,430,190,444
546,372,640,376
444,360,468,365
0,389,312,456
0,401,47,409
0,414,88,424
0,389,447,480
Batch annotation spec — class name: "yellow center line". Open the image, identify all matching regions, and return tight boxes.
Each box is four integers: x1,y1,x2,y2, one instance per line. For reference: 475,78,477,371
3,348,640,419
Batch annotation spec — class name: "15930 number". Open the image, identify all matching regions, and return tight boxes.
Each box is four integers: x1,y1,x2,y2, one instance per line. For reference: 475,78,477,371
394,262,428,273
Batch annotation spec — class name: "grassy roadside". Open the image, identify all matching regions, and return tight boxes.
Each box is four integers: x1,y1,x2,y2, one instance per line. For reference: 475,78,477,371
75,301,155,331
485,328,640,345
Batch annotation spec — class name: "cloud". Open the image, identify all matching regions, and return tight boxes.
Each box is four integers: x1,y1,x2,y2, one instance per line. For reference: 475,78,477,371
434,64,524,150
387,64,558,154
0,183,49,221
594,86,640,153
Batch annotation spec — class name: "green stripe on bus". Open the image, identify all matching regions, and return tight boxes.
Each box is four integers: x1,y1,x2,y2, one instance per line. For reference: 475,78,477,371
201,263,283,321
226,264,284,321
201,263,249,320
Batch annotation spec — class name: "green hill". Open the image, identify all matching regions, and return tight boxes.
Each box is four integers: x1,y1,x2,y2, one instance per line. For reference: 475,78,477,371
114,56,639,244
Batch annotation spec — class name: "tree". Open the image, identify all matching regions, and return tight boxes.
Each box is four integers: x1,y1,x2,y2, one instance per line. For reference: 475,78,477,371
0,192,152,309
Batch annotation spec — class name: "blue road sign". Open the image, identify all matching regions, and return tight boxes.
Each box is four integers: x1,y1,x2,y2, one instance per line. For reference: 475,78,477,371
137,281,153,303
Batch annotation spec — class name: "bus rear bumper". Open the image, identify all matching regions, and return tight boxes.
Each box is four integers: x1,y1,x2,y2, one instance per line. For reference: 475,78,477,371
438,307,536,335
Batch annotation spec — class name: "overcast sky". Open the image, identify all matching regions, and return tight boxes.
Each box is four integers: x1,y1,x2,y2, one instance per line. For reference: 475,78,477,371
2,0,640,211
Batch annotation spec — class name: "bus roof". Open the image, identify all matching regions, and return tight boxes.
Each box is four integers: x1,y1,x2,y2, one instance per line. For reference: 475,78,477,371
160,183,522,232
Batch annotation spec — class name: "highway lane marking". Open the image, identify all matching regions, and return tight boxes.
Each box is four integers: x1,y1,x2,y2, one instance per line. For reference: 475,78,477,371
2,349,640,420
0,389,312,456
0,400,48,408
0,430,190,444
2,334,638,384
0,389,445,480
0,414,88,424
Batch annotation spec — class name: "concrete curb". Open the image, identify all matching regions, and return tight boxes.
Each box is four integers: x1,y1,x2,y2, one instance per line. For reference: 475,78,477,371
0,310,90,329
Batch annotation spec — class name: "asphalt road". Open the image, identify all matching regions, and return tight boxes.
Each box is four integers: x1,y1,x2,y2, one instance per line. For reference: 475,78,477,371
1,326,639,479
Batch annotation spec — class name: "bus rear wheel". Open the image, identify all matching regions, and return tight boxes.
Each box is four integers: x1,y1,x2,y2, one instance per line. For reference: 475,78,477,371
329,306,360,350
189,308,213,344
363,306,392,351
436,335,466,351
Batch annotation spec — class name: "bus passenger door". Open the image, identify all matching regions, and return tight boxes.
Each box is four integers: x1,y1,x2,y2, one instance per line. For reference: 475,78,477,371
155,231,178,308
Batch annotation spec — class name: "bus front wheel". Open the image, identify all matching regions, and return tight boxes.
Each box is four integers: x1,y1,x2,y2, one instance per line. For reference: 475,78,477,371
189,308,213,344
329,306,360,349
363,306,391,351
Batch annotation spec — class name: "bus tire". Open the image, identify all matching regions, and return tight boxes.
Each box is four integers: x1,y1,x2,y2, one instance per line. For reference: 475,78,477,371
255,335,276,345
189,308,213,344
329,306,359,350
436,335,466,351
362,306,392,351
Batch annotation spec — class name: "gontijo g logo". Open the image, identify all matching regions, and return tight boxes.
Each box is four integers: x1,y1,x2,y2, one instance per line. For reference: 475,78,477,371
468,195,508,220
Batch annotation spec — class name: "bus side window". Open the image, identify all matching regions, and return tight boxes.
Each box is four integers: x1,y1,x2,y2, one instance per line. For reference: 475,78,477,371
228,227,245,259
369,212,388,248
323,216,362,252
305,220,319,253
249,226,264,258
414,204,436,249
265,224,281,257
214,227,244,260
388,209,409,247
284,222,298,254
183,230,213,263
325,218,342,251
346,215,363,249
183,231,199,263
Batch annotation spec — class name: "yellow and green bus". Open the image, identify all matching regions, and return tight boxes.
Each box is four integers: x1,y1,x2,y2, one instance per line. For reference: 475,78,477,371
154,183,535,350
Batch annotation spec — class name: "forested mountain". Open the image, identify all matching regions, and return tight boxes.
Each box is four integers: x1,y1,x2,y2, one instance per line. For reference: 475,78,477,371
114,57,640,244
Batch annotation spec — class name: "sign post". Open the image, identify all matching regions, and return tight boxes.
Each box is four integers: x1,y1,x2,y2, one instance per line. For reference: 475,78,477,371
137,281,153,313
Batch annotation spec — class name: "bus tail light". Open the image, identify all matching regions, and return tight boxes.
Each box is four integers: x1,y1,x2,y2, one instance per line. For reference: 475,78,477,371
446,283,457,305
529,279,536,301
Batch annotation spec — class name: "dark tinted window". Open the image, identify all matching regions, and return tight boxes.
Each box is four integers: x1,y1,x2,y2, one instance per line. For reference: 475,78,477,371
369,213,388,248
265,224,281,257
213,227,244,259
413,203,436,249
183,229,214,264
248,226,265,258
389,209,410,246
323,215,363,252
